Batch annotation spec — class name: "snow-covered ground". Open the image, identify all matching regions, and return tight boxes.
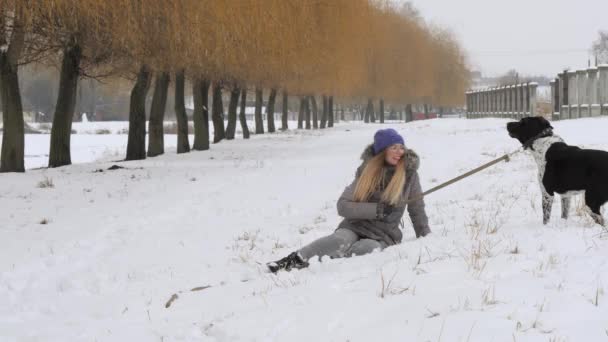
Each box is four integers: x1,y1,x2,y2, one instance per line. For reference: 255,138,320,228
24,120,264,170
2,117,608,341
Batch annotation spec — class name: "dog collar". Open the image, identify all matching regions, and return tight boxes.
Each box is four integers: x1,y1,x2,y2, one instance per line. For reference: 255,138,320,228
522,128,553,151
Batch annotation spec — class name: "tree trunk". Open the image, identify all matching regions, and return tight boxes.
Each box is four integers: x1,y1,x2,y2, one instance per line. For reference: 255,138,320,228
212,82,226,143
267,88,277,133
147,72,169,157
340,106,345,121
281,90,288,130
369,99,376,123
364,98,372,123
174,70,190,153
334,102,339,123
379,99,385,123
254,87,264,134
192,78,210,149
0,21,25,172
424,104,430,119
124,65,152,160
75,79,83,121
239,88,250,139
309,96,318,129
48,43,82,167
328,96,334,127
225,84,240,139
298,96,305,129
405,104,413,122
304,96,311,129
0,82,23,170
320,95,328,128
88,80,97,119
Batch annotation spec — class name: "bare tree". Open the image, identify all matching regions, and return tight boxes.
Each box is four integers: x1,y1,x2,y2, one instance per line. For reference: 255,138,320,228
592,31,608,65
125,65,152,160
266,88,277,133
192,78,210,149
238,88,250,139
211,82,226,143
174,70,190,153
310,96,318,129
254,87,264,134
225,84,240,140
498,69,519,86
0,7,26,172
147,72,170,157
281,90,288,130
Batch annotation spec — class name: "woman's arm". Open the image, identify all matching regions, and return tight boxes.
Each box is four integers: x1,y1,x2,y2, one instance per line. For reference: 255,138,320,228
406,172,431,237
336,178,380,220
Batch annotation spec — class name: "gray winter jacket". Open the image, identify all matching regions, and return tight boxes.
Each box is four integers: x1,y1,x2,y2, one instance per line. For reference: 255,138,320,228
336,144,430,245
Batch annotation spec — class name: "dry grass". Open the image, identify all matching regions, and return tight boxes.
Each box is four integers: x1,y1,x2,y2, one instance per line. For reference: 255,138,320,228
95,128,111,134
378,267,410,298
37,177,54,188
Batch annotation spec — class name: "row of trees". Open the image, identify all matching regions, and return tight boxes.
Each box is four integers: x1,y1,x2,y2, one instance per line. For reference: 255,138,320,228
592,30,608,65
0,0,469,172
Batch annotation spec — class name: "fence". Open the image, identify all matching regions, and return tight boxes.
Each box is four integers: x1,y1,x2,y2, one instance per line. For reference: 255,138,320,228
550,65,608,120
465,83,538,119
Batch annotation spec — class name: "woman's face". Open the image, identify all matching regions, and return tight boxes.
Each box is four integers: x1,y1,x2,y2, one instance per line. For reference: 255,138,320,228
384,144,406,166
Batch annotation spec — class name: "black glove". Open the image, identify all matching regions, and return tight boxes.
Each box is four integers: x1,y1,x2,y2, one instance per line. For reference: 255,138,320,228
384,208,402,223
376,203,394,220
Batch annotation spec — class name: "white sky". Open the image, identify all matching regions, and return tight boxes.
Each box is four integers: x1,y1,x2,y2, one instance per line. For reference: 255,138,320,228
410,0,608,77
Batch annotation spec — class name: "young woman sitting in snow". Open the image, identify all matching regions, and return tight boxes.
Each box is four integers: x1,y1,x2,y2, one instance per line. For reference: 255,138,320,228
268,128,431,273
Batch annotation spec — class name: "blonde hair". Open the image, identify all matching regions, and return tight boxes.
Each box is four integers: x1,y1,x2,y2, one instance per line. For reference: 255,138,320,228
353,150,406,205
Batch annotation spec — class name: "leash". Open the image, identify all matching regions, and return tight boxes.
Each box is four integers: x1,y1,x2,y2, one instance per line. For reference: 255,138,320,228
402,128,553,205
403,148,523,205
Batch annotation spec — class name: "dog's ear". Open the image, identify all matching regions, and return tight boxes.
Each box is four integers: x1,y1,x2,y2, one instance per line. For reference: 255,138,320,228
539,116,552,129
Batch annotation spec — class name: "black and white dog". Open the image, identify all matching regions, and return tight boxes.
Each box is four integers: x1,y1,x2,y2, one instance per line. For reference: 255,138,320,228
506,116,608,226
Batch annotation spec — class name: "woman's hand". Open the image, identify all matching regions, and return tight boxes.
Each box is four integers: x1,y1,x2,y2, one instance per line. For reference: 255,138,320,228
376,203,389,220
377,203,401,222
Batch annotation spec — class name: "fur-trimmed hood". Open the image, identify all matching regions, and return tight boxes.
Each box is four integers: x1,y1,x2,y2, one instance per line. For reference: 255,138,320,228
337,143,430,245
358,143,420,173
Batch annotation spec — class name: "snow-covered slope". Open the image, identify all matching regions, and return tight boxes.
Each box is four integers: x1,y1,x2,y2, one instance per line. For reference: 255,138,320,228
2,118,608,341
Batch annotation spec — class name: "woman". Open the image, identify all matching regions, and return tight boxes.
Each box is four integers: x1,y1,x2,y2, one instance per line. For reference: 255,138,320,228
268,128,431,273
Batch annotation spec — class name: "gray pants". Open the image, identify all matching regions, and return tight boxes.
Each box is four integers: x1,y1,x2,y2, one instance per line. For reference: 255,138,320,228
298,228,386,261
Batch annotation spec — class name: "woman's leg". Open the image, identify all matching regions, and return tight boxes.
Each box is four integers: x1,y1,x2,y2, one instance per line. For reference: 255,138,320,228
344,239,386,257
298,229,359,260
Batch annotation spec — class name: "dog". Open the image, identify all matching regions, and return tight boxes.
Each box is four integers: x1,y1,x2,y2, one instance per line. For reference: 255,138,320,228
506,116,608,226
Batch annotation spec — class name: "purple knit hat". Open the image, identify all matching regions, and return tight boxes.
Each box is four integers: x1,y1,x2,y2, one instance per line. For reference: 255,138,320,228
373,128,405,155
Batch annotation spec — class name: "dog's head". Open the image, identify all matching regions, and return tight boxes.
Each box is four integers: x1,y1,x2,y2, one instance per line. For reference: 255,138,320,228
506,116,553,146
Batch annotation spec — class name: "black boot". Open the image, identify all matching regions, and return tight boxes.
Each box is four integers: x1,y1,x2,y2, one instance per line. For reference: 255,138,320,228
267,252,309,273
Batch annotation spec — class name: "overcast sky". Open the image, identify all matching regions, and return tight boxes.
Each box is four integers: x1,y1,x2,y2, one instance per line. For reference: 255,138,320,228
410,0,608,77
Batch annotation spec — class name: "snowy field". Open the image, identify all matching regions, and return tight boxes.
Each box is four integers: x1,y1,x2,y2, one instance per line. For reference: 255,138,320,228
2,117,608,341
23,120,270,169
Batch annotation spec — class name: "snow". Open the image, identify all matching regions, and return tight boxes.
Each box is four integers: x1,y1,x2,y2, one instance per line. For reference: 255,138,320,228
24,120,267,169
3,117,608,341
